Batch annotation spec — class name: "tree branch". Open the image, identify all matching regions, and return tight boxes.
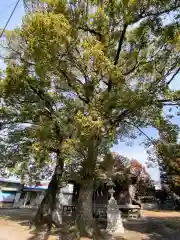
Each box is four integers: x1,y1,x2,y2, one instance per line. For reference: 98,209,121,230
158,97,180,103
0,121,35,130
112,109,130,126
0,43,36,67
166,67,180,85
79,26,102,40
108,24,128,91
127,120,158,148
114,24,128,66
27,83,54,117
132,3,180,25
134,124,154,144
47,146,59,153
143,4,180,19
60,69,89,104
162,103,179,106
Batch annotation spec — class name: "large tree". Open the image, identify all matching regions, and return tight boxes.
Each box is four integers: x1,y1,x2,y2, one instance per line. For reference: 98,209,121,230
1,0,180,238
153,118,180,197
0,26,77,226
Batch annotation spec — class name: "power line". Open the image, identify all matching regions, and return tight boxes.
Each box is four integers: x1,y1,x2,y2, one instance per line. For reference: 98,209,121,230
0,0,21,39
0,1,17,16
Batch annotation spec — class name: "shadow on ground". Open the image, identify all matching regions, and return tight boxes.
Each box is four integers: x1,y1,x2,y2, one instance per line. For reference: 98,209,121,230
0,208,35,226
1,209,180,239
123,217,180,240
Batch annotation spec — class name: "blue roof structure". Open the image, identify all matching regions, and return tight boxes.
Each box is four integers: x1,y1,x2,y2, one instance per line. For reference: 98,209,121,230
23,186,48,191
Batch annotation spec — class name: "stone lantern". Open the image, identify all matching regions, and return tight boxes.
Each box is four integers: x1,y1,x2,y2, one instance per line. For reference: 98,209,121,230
106,178,124,235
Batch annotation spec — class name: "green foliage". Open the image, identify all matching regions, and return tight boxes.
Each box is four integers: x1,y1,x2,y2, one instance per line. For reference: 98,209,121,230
1,0,180,185
147,117,180,194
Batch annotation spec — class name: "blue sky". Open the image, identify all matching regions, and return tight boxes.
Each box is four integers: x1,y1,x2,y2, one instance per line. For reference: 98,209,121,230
0,0,24,29
0,0,179,182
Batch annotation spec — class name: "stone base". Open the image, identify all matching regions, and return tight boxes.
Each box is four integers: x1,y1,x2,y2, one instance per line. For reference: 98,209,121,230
128,213,139,219
107,210,124,235
118,204,140,209
112,228,124,235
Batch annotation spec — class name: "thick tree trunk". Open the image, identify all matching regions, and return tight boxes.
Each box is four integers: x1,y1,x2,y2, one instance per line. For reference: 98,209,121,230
32,170,62,229
32,151,63,229
75,137,99,239
76,179,95,239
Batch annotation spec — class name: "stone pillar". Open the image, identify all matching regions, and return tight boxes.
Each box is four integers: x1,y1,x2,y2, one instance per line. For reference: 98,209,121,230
128,184,136,205
106,188,124,235
52,188,63,225
38,192,45,206
13,192,21,208
23,192,29,207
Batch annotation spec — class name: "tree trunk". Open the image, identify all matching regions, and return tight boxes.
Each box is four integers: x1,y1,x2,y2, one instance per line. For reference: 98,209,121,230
32,151,63,229
76,137,99,239
32,170,61,229
76,179,95,239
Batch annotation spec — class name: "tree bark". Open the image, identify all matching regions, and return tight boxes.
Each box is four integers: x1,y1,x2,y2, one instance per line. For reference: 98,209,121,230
32,151,63,229
76,179,95,239
76,138,99,239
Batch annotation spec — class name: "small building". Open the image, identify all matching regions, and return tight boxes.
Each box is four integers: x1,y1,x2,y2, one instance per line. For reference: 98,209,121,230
20,183,73,208
0,179,74,209
0,178,22,208
16,184,47,208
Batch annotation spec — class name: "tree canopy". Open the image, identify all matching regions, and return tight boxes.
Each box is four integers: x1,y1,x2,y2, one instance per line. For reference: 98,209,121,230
0,0,180,236
1,0,179,180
